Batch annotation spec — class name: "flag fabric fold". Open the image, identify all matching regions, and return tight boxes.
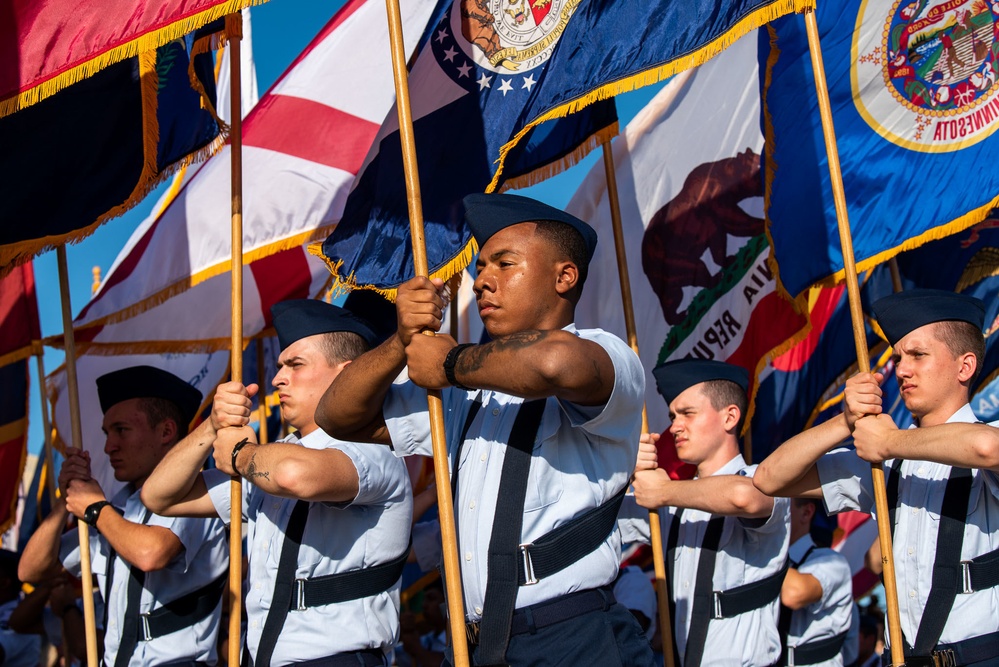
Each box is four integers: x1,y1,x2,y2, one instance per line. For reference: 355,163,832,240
314,0,620,298
0,0,263,117
762,0,999,302
0,263,40,535
0,21,228,274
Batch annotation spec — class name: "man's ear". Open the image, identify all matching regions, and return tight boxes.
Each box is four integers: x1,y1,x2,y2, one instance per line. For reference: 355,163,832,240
158,418,178,445
957,351,977,384
722,404,741,433
554,261,579,296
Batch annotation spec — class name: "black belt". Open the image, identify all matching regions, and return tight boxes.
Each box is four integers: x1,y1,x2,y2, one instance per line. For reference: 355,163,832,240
884,630,999,667
515,487,627,586
465,585,615,647
787,631,848,666
713,559,789,619
139,571,227,641
287,544,409,610
248,648,386,667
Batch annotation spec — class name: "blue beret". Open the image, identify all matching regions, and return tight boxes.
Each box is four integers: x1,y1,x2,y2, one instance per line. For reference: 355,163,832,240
342,290,396,345
872,288,985,345
270,299,377,351
652,359,749,405
96,366,203,426
462,193,598,262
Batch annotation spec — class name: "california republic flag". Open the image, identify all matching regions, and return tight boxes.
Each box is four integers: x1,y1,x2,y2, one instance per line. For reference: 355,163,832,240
568,32,807,441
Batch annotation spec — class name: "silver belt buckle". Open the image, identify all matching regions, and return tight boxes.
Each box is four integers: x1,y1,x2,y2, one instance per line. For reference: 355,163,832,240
960,560,974,594
787,646,796,667
932,648,957,667
140,614,152,642
294,579,307,611
712,591,723,619
520,543,538,586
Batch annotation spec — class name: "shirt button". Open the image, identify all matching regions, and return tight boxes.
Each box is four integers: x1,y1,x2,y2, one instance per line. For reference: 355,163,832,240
475,607,483,614
492,408,500,416
251,620,259,628
908,547,914,555
917,467,926,475
255,582,261,590
909,590,916,599
480,453,487,462
273,502,280,510
911,508,918,515
465,552,472,562
684,581,690,589
469,500,476,509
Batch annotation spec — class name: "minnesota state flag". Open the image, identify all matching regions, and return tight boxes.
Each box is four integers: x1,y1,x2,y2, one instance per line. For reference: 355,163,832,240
763,0,999,302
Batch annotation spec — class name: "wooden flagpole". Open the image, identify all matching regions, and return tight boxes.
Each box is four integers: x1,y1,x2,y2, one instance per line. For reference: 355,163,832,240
56,246,99,667
601,142,675,667
803,10,905,665
384,1,470,664
227,14,245,667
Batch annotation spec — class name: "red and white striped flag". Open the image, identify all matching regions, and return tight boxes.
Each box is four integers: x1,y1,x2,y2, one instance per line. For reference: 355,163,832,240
49,0,436,496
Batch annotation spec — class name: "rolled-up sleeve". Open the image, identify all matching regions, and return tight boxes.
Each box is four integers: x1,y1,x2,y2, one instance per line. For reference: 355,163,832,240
816,447,875,515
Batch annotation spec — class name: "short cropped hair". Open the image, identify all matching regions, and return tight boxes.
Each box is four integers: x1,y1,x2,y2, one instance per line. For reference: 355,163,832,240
316,330,370,367
137,397,191,441
700,379,748,434
934,320,986,386
534,220,590,293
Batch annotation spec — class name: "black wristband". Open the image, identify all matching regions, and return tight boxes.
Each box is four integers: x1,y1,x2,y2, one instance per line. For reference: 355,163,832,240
443,344,476,391
230,437,251,477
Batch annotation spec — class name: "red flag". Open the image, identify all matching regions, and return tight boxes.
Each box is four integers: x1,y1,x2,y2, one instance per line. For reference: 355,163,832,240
0,0,261,117
0,262,40,534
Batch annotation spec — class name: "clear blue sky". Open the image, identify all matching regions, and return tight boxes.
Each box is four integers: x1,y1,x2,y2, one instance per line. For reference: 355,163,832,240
26,0,662,455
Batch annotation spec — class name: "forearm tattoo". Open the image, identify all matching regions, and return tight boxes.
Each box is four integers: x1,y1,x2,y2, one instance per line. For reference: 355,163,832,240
244,452,270,482
457,329,551,373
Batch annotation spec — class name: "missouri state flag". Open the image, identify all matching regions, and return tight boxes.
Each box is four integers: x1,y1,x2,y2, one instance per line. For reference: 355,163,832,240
763,0,999,302
314,0,618,297
315,0,814,297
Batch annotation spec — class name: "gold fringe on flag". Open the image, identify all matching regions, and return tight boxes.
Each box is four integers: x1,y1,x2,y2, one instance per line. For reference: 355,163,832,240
307,237,479,303
487,0,815,194
499,123,619,192
0,0,264,119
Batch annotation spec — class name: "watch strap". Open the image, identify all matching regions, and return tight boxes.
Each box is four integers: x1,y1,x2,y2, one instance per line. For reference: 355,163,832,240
443,344,476,391
83,500,112,527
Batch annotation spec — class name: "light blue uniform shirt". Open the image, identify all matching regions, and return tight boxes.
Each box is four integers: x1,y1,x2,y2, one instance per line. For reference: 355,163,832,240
205,428,412,665
619,456,791,666
786,534,854,667
816,404,999,647
60,486,228,666
383,324,644,622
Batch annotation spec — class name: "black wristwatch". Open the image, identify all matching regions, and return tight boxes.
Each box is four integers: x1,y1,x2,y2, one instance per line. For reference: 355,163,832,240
82,501,112,527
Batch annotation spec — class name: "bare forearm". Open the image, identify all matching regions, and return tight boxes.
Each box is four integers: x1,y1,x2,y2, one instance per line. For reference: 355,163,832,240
19,502,69,583
656,476,774,518
781,569,823,609
754,415,851,498
885,422,999,471
317,335,406,444
454,330,613,405
234,442,360,503
142,419,217,517
91,512,182,572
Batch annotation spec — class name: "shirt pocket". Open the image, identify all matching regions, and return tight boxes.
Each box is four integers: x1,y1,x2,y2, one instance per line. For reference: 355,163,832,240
524,406,564,513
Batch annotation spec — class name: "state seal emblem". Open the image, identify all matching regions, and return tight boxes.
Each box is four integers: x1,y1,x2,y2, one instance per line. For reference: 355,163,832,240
853,0,999,151
432,0,580,94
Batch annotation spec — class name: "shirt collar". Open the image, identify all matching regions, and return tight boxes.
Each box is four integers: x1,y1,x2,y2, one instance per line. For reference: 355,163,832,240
789,533,816,564
699,453,746,479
